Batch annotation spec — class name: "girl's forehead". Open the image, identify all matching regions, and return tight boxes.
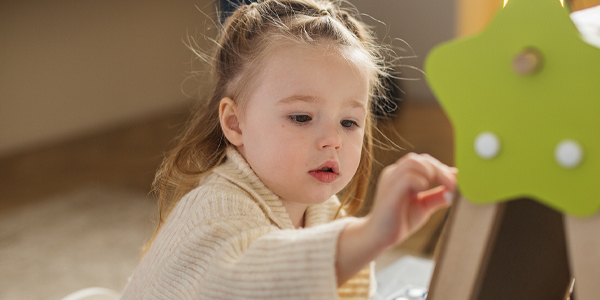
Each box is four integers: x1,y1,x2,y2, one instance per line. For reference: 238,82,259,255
232,39,374,112
242,42,370,110
261,41,372,79
264,44,365,81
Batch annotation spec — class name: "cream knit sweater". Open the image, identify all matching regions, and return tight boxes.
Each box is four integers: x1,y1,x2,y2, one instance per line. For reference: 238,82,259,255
121,147,375,299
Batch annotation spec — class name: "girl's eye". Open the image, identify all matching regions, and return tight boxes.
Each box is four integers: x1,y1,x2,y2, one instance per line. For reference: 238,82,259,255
341,120,359,129
289,115,312,124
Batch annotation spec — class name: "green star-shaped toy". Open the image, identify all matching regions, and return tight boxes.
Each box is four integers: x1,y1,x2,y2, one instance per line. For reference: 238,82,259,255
425,0,600,217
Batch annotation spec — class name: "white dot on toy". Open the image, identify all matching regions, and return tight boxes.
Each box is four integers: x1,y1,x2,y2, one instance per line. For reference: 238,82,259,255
555,140,583,169
474,132,501,159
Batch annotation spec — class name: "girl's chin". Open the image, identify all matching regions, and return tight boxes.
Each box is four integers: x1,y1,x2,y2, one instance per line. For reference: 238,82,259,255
298,193,339,205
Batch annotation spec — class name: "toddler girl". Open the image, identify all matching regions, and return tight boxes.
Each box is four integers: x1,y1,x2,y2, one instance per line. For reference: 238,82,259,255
121,0,456,299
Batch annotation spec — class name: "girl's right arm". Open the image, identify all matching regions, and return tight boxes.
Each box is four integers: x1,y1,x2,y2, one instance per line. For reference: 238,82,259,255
336,153,457,286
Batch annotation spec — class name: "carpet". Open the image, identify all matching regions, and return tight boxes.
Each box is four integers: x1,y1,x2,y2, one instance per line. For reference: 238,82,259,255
0,185,156,300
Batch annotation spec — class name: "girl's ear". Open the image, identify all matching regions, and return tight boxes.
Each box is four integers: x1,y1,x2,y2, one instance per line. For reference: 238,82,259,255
219,97,243,146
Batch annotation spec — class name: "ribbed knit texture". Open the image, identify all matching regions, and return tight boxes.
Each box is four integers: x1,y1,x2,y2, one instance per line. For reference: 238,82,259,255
120,147,375,299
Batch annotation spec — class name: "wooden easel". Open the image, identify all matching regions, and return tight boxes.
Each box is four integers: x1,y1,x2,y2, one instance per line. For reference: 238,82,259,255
427,195,600,300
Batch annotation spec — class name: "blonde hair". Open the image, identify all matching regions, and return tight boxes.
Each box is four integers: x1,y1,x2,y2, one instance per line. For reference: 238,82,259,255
144,0,390,253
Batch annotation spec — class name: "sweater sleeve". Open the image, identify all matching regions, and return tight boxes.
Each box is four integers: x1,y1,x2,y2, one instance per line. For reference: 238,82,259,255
199,218,355,299
124,216,356,300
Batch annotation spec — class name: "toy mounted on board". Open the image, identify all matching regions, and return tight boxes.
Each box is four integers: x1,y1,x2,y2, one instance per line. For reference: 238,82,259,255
422,0,600,299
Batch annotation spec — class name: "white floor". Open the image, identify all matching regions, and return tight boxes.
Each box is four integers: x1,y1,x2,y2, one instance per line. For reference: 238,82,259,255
373,255,433,300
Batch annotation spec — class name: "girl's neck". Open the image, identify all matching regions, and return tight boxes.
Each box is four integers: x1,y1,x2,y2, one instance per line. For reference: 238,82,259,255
281,200,308,229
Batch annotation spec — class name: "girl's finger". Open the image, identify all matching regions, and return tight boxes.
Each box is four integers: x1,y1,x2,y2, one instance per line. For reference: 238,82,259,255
393,153,436,182
412,185,451,221
420,153,456,174
417,185,452,207
418,155,457,192
389,171,431,197
394,154,457,192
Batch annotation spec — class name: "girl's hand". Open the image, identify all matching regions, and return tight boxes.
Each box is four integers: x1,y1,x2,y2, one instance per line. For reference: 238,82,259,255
366,153,457,249
335,153,456,286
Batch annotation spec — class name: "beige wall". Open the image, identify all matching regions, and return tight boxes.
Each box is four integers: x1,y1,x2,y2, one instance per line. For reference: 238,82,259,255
0,0,215,157
0,0,457,157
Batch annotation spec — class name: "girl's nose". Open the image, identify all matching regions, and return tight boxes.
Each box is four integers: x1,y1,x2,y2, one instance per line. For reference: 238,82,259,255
318,122,342,150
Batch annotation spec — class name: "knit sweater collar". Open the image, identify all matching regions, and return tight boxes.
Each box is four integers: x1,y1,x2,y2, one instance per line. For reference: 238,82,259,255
213,146,334,230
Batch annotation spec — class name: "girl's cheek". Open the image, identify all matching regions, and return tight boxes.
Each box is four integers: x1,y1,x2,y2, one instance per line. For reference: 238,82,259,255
352,133,366,153
348,129,365,143
277,127,307,145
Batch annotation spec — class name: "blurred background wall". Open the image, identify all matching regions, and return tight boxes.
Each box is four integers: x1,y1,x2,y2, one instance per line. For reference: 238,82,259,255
0,0,456,158
351,0,456,102
0,0,216,157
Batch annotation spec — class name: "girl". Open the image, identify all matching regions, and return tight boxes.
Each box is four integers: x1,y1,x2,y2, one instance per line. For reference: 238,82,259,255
121,0,456,299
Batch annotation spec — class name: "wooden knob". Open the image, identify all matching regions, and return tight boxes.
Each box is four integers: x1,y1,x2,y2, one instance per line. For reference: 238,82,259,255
512,48,543,75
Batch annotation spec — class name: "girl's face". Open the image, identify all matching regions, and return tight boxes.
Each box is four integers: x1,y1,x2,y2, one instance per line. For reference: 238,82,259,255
236,43,370,212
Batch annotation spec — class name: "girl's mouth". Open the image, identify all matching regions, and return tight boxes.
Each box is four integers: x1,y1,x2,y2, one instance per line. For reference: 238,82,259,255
309,162,339,183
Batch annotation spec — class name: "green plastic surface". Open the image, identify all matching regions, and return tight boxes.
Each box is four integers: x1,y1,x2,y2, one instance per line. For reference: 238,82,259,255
425,0,600,217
